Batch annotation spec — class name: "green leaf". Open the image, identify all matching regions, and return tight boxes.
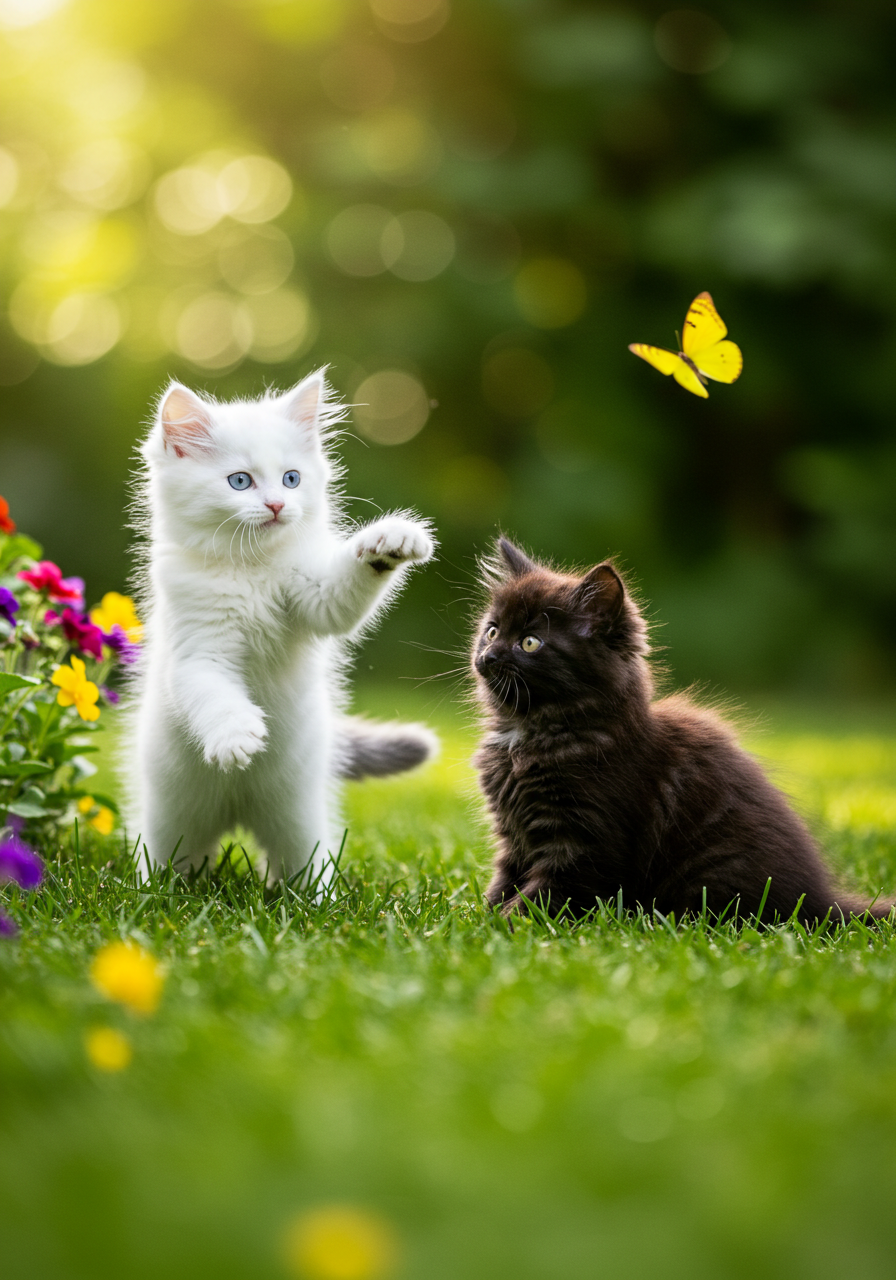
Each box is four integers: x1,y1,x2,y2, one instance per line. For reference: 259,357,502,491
6,800,47,818
0,533,42,574
0,672,42,696
0,760,53,778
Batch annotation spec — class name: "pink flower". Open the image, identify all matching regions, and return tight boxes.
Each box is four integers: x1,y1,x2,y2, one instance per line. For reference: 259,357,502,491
18,561,85,610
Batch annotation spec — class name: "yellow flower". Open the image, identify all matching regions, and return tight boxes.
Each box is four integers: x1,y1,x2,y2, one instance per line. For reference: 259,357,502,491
90,591,143,642
77,795,115,835
90,941,164,1015
282,1207,398,1280
85,1026,132,1072
51,655,100,722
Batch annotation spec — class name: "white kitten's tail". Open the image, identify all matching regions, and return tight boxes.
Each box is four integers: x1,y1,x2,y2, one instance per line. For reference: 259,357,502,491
334,717,439,780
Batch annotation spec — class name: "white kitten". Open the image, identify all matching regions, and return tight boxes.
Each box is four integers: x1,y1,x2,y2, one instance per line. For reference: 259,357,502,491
126,369,437,883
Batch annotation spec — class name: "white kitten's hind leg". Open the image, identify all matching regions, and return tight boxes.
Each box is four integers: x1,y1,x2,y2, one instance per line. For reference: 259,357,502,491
134,799,223,879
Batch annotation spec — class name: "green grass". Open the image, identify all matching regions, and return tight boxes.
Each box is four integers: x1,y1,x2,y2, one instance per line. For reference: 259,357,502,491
2,695,896,1280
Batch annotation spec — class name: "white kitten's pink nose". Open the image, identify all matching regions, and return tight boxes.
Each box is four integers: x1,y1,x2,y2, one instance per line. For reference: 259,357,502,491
265,500,284,519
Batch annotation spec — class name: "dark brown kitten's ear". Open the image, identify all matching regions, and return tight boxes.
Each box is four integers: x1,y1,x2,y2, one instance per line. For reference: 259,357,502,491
159,384,215,458
574,563,625,626
498,537,538,578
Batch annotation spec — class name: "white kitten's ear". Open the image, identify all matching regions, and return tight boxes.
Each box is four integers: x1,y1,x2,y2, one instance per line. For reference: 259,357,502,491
282,370,325,438
159,384,215,458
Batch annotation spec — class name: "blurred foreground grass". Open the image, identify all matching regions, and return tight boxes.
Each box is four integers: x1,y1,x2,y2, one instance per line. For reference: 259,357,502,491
2,694,896,1280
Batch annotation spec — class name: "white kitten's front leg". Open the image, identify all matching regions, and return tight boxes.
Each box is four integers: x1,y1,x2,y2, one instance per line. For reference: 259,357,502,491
296,515,435,635
350,515,434,575
170,656,267,771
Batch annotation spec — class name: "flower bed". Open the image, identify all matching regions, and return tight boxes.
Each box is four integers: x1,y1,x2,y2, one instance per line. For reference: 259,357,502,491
0,494,141,929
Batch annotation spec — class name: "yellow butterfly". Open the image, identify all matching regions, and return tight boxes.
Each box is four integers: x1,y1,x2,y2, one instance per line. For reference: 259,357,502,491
628,292,743,398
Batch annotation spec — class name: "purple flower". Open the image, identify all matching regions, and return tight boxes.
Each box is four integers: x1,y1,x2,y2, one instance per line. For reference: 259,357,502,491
0,910,17,937
0,587,18,627
103,624,139,665
0,834,43,890
101,685,121,705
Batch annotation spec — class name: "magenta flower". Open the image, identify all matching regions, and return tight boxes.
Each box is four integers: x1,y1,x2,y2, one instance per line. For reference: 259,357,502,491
18,561,85,610
59,608,105,660
0,586,18,627
0,834,43,890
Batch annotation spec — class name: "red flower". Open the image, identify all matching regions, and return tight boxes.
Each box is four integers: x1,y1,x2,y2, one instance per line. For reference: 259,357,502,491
17,561,85,610
0,496,15,535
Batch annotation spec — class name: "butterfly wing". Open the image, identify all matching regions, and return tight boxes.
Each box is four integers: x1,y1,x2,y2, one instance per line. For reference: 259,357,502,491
693,339,743,384
628,343,681,376
681,291,727,358
671,361,709,398
629,343,709,398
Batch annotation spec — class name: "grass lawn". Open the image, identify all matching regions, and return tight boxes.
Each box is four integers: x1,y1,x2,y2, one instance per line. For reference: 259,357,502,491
2,690,896,1280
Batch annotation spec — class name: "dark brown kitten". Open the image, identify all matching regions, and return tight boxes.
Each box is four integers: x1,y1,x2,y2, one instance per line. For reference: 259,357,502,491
472,538,892,926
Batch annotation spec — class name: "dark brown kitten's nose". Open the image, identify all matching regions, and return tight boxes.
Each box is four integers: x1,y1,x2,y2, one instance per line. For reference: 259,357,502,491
266,501,284,518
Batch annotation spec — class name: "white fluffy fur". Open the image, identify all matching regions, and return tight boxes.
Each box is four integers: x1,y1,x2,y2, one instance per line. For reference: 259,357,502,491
126,370,435,882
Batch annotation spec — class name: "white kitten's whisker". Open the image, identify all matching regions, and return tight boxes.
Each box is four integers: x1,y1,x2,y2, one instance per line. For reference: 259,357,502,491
207,513,243,567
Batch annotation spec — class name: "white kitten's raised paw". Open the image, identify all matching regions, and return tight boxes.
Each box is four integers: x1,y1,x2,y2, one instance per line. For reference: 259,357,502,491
353,517,435,574
202,708,267,771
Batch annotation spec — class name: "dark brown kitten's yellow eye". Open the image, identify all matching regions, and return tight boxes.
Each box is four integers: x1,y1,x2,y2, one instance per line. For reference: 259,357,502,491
485,626,498,641
521,635,543,653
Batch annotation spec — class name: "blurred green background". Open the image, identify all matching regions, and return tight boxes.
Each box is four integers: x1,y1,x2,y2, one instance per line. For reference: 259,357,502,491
1,0,895,694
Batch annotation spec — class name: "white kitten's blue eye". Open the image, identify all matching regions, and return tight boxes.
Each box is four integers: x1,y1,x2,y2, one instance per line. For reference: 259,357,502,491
283,470,301,489
228,472,252,491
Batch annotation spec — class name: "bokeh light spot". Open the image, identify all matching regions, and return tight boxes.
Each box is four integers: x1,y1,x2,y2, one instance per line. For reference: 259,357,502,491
174,292,252,369
370,0,450,44
282,1205,399,1280
217,155,292,224
242,288,316,363
0,147,19,207
0,0,66,30
353,109,442,185
43,292,121,366
218,225,294,295
154,166,222,235
326,205,393,277
381,210,455,281
513,257,587,329
58,139,150,211
354,370,430,444
654,10,732,75
482,346,553,418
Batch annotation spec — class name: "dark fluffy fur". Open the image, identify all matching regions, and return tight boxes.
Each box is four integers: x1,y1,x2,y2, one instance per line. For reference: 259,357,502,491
472,538,893,926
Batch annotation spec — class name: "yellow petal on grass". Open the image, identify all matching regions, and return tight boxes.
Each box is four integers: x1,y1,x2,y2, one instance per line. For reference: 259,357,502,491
77,795,116,835
89,591,143,641
85,1026,132,1072
90,941,164,1015
90,806,115,836
283,1206,399,1280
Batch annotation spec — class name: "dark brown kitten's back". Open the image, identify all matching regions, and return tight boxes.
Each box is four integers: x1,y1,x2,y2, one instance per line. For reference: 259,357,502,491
472,538,891,926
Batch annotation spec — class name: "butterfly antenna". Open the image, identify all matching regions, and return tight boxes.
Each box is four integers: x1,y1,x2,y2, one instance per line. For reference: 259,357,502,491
675,329,682,351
